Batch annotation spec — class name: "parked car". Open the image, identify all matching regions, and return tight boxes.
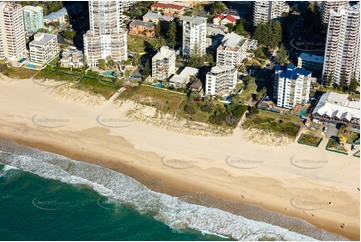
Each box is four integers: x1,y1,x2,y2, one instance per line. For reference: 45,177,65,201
351,145,356,151
323,127,328,132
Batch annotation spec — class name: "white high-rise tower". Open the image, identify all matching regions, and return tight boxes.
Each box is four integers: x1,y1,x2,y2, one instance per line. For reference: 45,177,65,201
84,1,127,68
0,2,27,61
322,3,360,86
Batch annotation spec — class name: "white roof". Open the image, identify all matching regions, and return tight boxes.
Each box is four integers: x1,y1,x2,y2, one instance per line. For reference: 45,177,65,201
152,46,175,60
23,5,43,12
179,67,198,78
299,53,324,64
210,65,234,73
221,32,246,48
169,74,186,84
312,92,360,121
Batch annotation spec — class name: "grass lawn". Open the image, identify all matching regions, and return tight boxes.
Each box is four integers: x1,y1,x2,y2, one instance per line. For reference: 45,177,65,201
1,67,40,79
337,130,359,144
326,137,348,154
298,133,322,147
243,110,301,138
128,35,159,53
75,78,120,99
34,68,81,82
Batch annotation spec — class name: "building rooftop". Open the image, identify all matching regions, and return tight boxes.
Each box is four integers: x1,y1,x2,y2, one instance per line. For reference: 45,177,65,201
44,7,67,21
299,53,324,64
179,67,199,77
275,64,312,80
130,20,154,28
312,91,360,121
30,33,57,46
151,2,185,10
23,5,43,12
220,32,246,48
143,12,174,21
153,46,175,60
210,65,234,74
180,16,207,24
223,14,237,23
213,14,224,20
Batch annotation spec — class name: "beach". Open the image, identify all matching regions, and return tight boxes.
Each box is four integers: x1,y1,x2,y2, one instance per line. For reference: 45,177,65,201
0,76,359,240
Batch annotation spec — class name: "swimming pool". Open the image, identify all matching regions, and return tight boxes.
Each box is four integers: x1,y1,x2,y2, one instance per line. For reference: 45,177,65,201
26,64,37,69
153,83,165,88
102,71,116,78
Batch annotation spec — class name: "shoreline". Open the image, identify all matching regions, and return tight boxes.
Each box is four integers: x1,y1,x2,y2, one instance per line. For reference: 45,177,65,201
0,77,359,240
0,133,352,241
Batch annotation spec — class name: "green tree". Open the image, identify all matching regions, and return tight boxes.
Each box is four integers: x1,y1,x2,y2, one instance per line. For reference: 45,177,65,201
225,23,234,32
349,73,358,93
210,2,226,15
192,3,204,16
106,56,115,68
98,59,106,70
63,30,76,41
326,71,333,87
143,59,151,78
253,21,282,48
275,44,289,65
234,22,244,35
339,72,347,92
184,104,196,114
156,23,161,38
167,22,177,49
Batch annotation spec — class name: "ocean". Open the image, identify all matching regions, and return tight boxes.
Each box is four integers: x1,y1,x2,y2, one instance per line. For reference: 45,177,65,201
0,139,347,241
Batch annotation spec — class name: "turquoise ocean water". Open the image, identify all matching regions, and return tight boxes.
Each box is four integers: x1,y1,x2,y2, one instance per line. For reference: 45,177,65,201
0,140,347,241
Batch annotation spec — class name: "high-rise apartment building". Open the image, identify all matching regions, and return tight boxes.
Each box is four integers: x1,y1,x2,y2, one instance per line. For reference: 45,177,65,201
216,32,248,68
84,1,127,68
29,33,59,66
180,16,207,57
274,65,314,109
320,1,349,25
322,3,360,86
152,46,176,81
205,65,238,96
253,1,289,26
23,5,44,33
0,2,27,61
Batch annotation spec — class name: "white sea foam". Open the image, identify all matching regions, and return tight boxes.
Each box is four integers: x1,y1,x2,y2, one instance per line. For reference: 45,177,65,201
0,147,348,241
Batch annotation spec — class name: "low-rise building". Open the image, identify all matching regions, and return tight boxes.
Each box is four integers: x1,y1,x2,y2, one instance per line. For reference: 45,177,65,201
152,46,176,81
221,14,237,25
29,33,59,66
205,65,237,96
129,20,155,38
142,12,174,24
206,23,228,36
312,91,360,125
169,66,199,89
43,7,68,24
150,2,185,16
213,14,237,26
22,6,44,33
60,47,84,68
297,53,324,76
273,64,314,109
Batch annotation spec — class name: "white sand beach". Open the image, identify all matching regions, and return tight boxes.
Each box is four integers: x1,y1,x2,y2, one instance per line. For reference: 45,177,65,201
0,75,359,240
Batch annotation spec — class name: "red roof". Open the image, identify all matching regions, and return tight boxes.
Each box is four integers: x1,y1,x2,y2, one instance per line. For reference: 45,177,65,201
223,14,237,23
151,2,185,11
213,14,224,20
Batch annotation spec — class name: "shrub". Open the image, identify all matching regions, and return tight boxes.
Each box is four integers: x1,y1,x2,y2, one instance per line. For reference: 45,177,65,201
184,104,196,114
